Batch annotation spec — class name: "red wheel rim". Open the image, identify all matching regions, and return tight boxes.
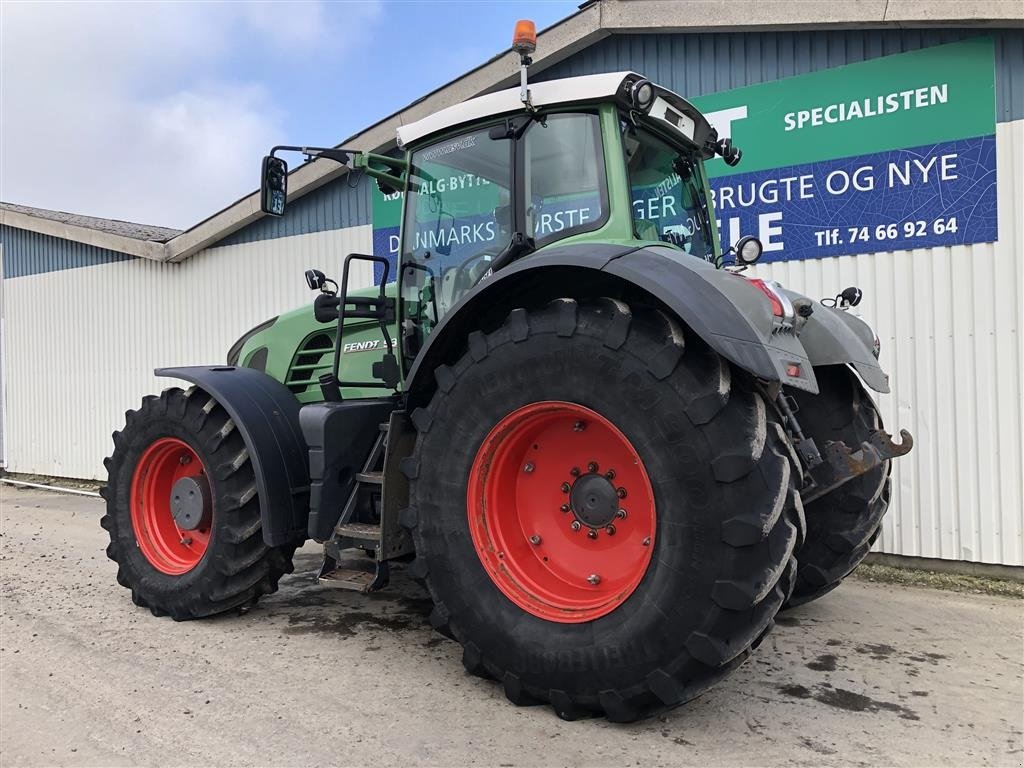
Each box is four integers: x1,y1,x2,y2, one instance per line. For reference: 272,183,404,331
130,437,211,574
467,401,656,623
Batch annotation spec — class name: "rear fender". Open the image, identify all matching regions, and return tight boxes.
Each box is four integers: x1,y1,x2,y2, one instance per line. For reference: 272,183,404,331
786,295,890,393
155,366,309,547
403,243,820,406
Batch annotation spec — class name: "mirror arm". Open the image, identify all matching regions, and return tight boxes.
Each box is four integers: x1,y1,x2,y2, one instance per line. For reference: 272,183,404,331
353,153,408,194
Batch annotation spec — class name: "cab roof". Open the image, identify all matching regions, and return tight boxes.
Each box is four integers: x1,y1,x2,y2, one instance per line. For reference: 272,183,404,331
397,71,637,148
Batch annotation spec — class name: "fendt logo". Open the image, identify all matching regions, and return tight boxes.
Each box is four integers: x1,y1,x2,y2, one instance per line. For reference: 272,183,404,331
343,340,383,354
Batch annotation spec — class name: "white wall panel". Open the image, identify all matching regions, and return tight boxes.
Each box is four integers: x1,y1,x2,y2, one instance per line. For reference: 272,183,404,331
750,119,1023,566
1,225,373,481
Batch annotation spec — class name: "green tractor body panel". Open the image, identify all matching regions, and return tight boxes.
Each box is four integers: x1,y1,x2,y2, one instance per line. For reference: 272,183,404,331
236,282,400,402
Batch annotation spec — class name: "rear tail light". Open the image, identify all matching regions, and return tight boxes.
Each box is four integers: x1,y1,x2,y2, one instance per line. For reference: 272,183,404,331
747,278,795,325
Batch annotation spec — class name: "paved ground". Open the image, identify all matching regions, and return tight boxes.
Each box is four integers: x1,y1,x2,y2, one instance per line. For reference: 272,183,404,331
1,485,1021,767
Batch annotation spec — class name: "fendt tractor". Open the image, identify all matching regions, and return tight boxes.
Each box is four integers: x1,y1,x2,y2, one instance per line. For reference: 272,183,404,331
102,22,912,721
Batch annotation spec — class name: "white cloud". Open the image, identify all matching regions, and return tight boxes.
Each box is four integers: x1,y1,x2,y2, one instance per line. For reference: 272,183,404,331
0,1,380,229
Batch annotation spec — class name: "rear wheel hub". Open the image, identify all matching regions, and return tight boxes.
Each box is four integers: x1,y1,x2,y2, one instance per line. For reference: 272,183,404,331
467,401,656,623
569,472,619,529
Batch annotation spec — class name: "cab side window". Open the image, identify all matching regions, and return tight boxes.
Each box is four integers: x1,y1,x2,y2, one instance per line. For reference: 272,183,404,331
524,113,607,245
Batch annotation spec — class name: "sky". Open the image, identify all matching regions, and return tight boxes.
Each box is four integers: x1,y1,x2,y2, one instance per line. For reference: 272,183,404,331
0,0,579,230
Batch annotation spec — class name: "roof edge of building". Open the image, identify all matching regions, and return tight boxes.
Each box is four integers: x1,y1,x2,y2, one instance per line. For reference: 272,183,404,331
0,207,170,262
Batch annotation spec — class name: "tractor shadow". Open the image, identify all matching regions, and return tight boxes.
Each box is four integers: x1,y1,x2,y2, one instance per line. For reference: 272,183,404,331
256,547,437,640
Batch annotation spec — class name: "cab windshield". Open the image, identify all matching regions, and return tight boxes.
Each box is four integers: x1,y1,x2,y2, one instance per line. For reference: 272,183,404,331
623,124,715,263
399,112,607,333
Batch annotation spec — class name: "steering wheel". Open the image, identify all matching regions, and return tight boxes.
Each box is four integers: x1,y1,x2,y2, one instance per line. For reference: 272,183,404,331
450,246,505,295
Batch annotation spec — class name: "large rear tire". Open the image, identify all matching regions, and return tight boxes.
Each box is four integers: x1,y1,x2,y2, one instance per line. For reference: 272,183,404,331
403,299,804,721
786,366,891,607
101,387,295,619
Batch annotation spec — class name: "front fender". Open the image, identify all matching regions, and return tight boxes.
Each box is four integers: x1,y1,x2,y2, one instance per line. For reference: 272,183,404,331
155,366,309,546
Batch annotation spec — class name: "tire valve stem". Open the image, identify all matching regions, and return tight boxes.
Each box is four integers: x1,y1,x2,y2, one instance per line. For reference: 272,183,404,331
641,537,651,547
529,534,542,545
587,574,601,586
573,421,586,432
180,536,192,545
523,462,535,473
179,455,192,465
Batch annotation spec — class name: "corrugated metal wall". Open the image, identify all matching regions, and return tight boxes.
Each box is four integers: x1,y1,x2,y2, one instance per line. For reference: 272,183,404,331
217,172,371,246
1,225,373,479
0,225,132,278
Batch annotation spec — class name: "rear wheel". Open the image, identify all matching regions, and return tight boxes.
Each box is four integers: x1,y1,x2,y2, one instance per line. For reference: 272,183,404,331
101,387,295,619
404,299,804,721
786,366,891,607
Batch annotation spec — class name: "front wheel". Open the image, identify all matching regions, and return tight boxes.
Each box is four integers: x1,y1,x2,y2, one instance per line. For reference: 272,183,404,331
404,299,804,721
101,387,295,619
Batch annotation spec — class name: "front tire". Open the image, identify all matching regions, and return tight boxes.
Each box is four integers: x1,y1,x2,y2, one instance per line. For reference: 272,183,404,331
101,387,295,619
404,299,804,721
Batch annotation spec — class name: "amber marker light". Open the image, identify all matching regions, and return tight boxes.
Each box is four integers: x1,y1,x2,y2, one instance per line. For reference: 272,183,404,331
513,19,537,55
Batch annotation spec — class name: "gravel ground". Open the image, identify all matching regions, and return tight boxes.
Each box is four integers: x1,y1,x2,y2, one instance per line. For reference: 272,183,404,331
1,485,1022,767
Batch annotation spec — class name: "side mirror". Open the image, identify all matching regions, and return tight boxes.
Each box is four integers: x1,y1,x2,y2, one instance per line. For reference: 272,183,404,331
734,235,763,265
260,156,288,216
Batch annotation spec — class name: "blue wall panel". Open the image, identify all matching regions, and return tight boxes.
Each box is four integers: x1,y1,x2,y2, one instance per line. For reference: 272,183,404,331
216,170,372,247
0,225,132,279
537,28,1024,123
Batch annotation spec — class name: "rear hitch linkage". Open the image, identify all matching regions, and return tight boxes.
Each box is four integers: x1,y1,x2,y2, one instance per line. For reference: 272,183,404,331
774,391,913,504
801,428,913,504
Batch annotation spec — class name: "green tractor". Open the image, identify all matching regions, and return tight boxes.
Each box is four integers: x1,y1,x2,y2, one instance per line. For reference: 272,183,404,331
102,24,912,722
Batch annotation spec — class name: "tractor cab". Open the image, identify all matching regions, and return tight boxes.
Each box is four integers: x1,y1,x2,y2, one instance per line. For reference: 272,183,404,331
258,37,753,388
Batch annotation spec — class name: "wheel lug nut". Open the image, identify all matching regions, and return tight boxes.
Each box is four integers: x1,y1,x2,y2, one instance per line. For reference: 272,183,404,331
605,469,615,480
616,508,627,520
560,504,570,513
561,482,571,493
573,421,586,432
587,529,598,540
642,537,651,547
570,520,581,532
617,487,627,499
523,462,535,473
529,535,541,545
605,524,616,536
587,461,598,473
569,467,580,477
587,574,601,586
